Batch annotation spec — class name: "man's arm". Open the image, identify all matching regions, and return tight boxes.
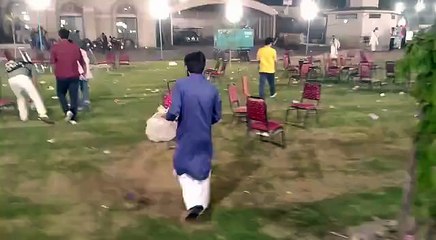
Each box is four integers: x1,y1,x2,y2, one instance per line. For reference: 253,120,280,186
165,83,181,121
212,90,222,125
50,47,57,65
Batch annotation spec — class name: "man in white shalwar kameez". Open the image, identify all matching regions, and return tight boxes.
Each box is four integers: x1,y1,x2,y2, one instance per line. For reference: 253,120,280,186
330,35,341,59
369,27,379,52
165,51,222,221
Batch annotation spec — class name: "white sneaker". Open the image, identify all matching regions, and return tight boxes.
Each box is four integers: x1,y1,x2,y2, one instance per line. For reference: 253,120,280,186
68,120,77,125
64,111,73,122
270,93,277,98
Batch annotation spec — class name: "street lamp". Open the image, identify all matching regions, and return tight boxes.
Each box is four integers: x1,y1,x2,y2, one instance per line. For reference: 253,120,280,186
300,0,318,56
149,0,170,60
225,0,243,23
415,0,425,12
395,2,405,14
26,0,50,51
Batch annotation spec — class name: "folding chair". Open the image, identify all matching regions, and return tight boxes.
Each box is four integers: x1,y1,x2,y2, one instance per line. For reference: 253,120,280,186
285,82,321,127
246,96,285,148
98,52,116,65
0,77,15,111
240,76,250,97
385,61,396,82
162,80,176,109
207,61,227,81
355,62,382,88
324,57,341,81
227,83,247,123
119,53,130,65
205,59,221,74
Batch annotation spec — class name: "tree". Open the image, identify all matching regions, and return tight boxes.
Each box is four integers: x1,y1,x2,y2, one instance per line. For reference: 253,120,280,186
397,25,436,239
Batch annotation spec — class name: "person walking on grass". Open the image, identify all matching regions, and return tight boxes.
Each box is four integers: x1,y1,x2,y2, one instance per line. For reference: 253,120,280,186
51,28,86,125
257,37,277,99
164,51,222,221
3,50,54,124
78,43,93,111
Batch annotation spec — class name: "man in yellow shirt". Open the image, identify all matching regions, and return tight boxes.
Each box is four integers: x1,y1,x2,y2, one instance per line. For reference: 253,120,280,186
256,37,277,98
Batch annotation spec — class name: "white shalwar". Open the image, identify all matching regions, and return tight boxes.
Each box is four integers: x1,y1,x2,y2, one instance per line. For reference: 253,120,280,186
369,31,379,52
177,173,210,210
8,74,48,121
330,38,341,58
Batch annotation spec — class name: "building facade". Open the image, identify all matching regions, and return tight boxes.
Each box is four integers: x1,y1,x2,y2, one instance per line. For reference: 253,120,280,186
0,0,278,47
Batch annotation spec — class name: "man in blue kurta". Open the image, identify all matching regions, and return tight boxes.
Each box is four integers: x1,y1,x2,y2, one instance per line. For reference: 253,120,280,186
165,51,222,220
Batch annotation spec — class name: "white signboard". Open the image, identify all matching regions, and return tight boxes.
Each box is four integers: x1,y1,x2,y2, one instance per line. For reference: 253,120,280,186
283,0,293,5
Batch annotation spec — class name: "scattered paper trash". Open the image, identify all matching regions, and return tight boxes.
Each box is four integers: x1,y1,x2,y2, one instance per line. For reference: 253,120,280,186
143,93,147,96
126,88,131,91
326,84,333,87
275,76,279,79
230,77,234,80
286,191,292,195
380,93,386,97
103,150,111,154
168,61,178,66
47,86,54,91
382,109,388,112
46,139,56,144
414,114,419,118
124,94,128,98
243,190,251,194
151,89,160,93
399,91,405,95
292,100,300,104
231,71,235,74
39,81,46,84
329,105,335,109
368,113,379,120
376,100,382,103
146,88,152,91
100,204,109,209
2,84,6,87
51,96,58,100
352,86,360,91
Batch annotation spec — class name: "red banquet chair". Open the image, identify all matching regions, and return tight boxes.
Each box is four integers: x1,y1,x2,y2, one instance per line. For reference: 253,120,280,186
0,98,15,110
325,57,341,81
162,80,176,109
119,53,130,65
356,62,382,88
285,82,321,127
206,61,227,80
246,97,285,148
227,83,247,123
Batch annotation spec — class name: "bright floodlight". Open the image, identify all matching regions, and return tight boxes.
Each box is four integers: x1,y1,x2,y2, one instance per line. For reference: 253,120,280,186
225,0,243,23
26,0,51,11
415,0,425,12
149,0,170,20
300,0,319,21
395,2,405,13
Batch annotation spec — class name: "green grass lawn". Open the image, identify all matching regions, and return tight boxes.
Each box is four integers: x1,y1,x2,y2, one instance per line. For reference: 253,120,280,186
0,62,416,239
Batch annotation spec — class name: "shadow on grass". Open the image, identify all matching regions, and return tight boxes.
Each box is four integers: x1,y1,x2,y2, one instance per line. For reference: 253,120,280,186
116,187,402,240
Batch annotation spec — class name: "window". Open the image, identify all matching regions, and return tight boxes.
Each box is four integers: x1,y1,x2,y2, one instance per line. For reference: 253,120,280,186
369,14,381,19
336,13,357,19
391,14,396,20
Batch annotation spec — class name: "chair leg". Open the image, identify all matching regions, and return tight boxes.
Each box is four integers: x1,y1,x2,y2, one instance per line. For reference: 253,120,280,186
285,109,290,123
303,110,310,127
315,110,320,124
281,130,286,148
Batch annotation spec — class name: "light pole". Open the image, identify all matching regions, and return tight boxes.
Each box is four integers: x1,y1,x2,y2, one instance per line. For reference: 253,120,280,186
149,0,169,60
26,0,50,51
225,0,243,65
300,0,318,56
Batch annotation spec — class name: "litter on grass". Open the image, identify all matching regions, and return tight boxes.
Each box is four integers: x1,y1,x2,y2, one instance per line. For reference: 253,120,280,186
368,113,379,120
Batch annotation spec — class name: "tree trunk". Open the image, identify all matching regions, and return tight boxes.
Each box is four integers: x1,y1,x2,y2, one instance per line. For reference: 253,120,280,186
399,140,418,239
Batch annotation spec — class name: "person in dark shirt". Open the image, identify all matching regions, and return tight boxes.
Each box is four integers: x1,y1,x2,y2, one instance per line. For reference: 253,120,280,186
51,28,86,124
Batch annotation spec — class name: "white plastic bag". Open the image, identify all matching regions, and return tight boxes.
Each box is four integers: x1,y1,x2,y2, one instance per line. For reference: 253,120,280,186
145,110,177,142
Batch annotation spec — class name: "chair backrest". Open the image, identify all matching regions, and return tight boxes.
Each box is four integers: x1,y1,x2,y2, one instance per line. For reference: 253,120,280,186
227,83,240,107
359,62,372,79
301,63,311,78
119,53,130,62
307,56,313,64
302,82,321,102
242,76,251,97
247,97,267,123
385,61,395,74
283,54,290,69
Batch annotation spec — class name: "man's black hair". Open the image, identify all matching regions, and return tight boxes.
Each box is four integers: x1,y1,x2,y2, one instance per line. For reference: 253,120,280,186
264,37,274,45
58,28,70,39
184,51,206,74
